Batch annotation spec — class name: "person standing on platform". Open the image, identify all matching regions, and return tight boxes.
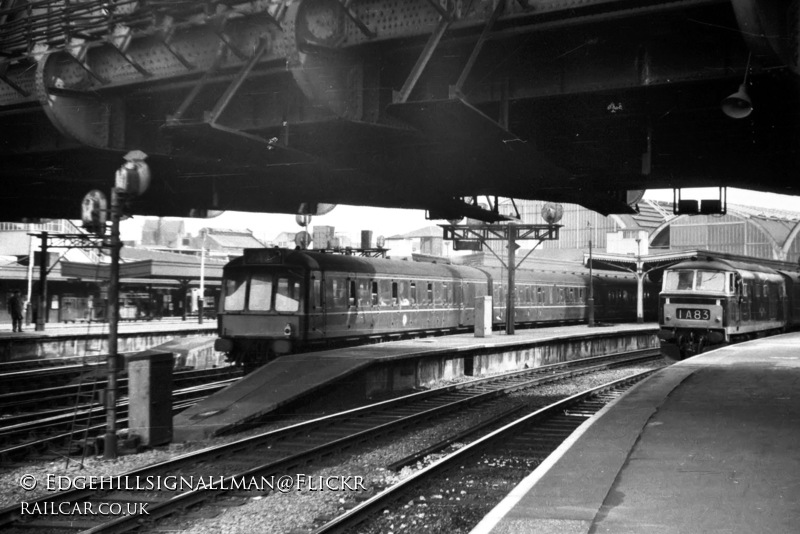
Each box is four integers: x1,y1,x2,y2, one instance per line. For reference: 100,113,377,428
8,290,24,332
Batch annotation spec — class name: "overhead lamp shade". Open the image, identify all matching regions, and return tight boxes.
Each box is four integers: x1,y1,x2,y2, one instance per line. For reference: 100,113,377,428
721,84,752,119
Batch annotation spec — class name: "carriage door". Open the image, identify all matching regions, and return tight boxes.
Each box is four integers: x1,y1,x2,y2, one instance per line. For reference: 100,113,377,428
455,281,466,326
314,271,326,337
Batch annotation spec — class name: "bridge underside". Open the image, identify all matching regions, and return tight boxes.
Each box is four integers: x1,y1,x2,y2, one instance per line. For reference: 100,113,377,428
1,0,798,221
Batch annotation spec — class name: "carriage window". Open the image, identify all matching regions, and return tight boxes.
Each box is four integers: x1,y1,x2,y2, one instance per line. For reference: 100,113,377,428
495,284,504,303
348,280,357,307
313,278,321,309
329,279,347,308
410,282,417,304
427,283,433,304
558,288,565,303
358,281,369,307
275,278,300,312
392,282,399,305
223,274,248,311
536,287,544,304
371,281,379,306
379,281,392,306
248,274,273,311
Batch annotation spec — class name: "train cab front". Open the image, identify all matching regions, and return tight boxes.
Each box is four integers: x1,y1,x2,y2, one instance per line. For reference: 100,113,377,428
658,263,732,358
214,250,307,373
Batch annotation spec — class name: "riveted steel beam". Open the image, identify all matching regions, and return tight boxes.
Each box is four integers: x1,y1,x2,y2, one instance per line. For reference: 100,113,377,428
205,35,271,124
394,15,452,104
166,42,228,124
451,0,505,98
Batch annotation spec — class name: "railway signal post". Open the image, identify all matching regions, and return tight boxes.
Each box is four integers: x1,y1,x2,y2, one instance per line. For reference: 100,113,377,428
103,152,151,460
442,217,562,335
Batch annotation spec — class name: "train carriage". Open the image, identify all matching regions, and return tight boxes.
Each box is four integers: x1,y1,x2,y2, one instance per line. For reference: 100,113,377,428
215,248,490,369
215,248,657,371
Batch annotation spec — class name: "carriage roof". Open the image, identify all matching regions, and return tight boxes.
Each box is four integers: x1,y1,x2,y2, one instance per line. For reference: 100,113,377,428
227,248,636,286
231,249,487,279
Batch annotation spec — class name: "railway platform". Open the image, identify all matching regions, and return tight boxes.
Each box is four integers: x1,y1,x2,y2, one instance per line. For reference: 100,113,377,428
173,323,658,441
0,318,217,361
472,332,800,534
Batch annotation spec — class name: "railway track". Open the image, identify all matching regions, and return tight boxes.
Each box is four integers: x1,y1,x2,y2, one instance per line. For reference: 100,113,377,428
311,370,656,534
0,366,240,419
0,349,662,533
0,368,241,462
0,360,106,394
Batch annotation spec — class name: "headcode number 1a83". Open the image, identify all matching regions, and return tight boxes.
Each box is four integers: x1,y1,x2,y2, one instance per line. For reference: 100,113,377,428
676,308,710,320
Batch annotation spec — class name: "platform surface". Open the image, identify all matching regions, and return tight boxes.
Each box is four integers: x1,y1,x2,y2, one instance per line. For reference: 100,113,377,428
473,332,800,534
174,323,657,441
0,317,215,339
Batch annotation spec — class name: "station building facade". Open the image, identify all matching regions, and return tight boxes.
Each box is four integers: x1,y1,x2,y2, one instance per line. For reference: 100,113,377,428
0,220,255,328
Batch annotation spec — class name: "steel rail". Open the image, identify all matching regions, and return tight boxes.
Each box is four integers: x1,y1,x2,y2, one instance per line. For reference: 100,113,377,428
310,368,659,534
0,379,237,461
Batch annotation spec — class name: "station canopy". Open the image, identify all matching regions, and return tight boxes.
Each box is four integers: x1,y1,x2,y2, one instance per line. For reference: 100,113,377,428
61,248,224,284
584,249,798,282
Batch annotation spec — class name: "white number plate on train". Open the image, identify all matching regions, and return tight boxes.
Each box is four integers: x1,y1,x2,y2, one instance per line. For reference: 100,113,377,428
676,308,710,320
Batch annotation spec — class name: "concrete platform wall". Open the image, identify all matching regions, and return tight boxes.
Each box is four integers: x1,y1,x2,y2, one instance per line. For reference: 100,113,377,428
472,331,657,376
361,331,658,398
1,330,216,362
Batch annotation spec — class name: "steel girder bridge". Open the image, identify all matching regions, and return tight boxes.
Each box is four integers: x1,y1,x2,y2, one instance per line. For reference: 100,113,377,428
0,0,798,222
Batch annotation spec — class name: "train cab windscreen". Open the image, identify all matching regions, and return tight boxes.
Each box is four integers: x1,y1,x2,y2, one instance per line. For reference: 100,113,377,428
663,270,727,292
222,271,303,313
224,273,248,310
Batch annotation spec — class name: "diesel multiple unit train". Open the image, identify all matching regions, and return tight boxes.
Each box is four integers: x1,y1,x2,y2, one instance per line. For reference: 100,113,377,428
658,256,800,358
214,248,658,370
